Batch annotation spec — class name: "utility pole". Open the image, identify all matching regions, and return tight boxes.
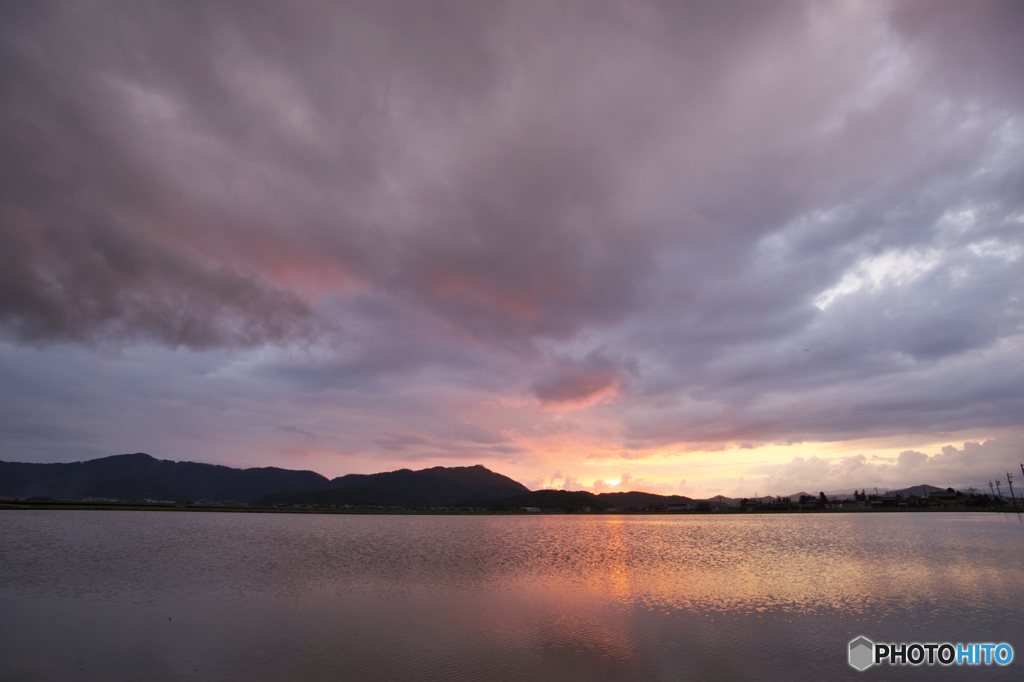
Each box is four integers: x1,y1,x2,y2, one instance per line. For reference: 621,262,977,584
996,480,1003,501
1008,472,1018,510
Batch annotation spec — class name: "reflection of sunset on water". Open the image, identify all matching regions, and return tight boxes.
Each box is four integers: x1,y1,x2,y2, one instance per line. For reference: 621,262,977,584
481,514,1024,621
4,510,1021,680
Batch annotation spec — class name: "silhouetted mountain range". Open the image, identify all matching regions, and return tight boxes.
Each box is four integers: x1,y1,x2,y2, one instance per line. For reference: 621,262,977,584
255,465,529,507
0,453,952,510
0,453,529,506
0,454,695,509
596,491,694,509
876,484,946,498
459,489,613,511
0,453,332,503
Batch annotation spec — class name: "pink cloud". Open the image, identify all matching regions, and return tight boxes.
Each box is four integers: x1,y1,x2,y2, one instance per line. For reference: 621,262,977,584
531,350,637,407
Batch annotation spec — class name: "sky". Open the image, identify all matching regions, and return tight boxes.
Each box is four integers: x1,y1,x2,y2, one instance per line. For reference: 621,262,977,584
2,0,1023,499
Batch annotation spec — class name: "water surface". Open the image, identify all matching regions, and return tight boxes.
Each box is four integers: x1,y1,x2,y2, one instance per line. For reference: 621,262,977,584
1,511,1021,681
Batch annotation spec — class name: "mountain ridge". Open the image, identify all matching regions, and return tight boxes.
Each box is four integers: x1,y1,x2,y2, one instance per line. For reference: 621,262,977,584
1,453,957,508
258,464,530,507
0,453,529,506
0,453,332,503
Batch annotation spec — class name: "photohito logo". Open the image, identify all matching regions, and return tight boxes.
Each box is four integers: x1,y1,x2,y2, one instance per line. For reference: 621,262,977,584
848,637,1013,671
849,637,874,671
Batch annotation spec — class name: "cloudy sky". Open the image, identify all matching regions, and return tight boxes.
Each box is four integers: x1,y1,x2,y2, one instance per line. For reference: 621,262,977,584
2,0,1023,497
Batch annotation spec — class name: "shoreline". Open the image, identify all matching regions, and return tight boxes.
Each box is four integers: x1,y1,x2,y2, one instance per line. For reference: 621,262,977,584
2,499,1019,515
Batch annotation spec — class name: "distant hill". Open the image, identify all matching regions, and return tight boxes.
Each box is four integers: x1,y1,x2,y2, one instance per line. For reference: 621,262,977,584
0,453,332,503
451,489,697,511
0,453,957,509
596,491,693,509
458,488,612,511
883,484,946,498
0,454,529,507
782,485,948,501
257,465,529,507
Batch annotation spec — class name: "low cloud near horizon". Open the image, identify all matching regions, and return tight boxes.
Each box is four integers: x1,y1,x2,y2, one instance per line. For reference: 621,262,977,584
2,0,1022,496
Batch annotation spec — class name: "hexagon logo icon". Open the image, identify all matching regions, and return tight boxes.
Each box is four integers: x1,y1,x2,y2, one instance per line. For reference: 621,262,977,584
849,636,874,671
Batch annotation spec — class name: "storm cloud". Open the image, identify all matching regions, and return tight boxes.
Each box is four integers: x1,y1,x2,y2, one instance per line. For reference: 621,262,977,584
2,0,1022,492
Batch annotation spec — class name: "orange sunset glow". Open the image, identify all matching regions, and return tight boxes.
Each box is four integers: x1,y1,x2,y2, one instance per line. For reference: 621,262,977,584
2,0,1023,499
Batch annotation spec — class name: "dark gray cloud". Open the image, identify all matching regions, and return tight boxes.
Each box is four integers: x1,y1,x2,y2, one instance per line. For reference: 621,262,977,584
0,0,803,350
0,203,328,346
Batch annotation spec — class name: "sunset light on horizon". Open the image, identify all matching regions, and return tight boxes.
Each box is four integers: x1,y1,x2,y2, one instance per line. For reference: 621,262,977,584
2,0,1023,499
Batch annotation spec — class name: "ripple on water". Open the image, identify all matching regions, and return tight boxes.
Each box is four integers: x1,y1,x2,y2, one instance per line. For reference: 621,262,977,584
1,511,1021,681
